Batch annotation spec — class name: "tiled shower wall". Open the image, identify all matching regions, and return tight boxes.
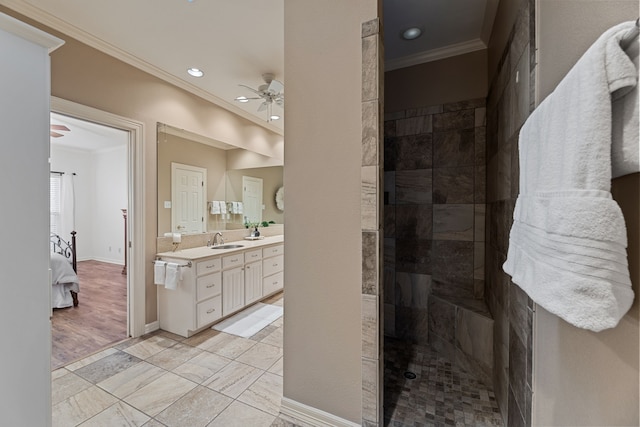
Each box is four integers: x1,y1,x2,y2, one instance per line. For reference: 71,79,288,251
383,98,487,344
485,0,535,425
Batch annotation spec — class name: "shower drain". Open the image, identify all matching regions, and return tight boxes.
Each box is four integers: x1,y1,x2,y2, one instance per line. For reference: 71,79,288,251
403,371,417,380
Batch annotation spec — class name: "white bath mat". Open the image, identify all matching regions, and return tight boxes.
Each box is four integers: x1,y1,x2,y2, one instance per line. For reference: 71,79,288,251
212,303,283,338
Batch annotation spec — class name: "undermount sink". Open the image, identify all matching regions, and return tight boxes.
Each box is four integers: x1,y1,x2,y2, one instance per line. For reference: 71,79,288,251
211,244,244,249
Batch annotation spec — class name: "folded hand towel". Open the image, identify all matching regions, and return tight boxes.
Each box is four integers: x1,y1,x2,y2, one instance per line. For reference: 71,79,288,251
503,21,637,332
154,261,166,286
612,25,639,178
210,201,221,215
237,202,243,214
165,263,180,290
219,201,228,214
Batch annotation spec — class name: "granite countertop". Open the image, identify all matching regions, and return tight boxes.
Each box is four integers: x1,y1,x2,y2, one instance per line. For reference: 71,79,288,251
156,235,284,261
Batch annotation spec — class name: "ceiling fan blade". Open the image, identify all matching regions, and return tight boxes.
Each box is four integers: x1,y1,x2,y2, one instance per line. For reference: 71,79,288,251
275,98,284,107
50,131,64,138
267,79,284,94
257,102,268,112
239,84,262,95
51,124,70,131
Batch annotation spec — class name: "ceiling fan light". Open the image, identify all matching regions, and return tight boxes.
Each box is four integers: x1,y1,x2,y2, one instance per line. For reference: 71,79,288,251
402,27,422,40
235,96,249,103
187,67,204,77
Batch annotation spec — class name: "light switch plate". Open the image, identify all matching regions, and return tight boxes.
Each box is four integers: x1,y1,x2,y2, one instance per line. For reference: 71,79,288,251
164,201,171,208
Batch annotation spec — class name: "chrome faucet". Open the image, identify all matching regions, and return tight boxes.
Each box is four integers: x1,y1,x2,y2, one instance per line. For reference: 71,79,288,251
212,232,224,247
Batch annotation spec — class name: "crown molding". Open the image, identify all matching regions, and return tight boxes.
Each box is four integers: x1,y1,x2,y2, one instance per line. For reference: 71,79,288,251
0,0,284,136
385,38,487,72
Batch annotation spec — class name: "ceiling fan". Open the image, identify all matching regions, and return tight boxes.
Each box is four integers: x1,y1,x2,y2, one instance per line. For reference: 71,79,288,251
50,124,70,138
235,73,284,121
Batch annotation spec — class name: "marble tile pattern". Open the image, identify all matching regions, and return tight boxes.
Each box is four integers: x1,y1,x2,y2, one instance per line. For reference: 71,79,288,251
51,294,304,427
361,18,384,427
384,337,503,427
484,0,535,425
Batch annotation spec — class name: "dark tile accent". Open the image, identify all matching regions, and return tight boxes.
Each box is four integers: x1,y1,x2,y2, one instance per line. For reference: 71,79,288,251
475,126,487,166
362,232,378,295
396,169,433,204
433,204,474,241
384,171,395,205
384,237,396,267
433,109,475,132
74,350,142,384
443,98,486,112
509,284,531,347
384,119,396,138
396,238,432,274
507,386,526,427
395,204,432,239
432,240,474,280
396,134,433,170
396,115,432,136
395,272,431,309
384,204,395,237
433,166,474,204
428,296,455,344
508,326,527,418
384,267,395,305
406,104,443,118
433,129,475,167
384,136,396,171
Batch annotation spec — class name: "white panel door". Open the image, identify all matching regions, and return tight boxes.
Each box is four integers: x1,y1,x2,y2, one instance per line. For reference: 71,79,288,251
172,163,206,234
242,176,263,224
222,267,245,316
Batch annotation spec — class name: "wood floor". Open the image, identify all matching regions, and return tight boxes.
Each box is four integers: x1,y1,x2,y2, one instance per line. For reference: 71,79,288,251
51,260,128,370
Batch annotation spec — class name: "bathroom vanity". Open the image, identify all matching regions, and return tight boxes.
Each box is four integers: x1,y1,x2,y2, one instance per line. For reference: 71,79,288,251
156,235,284,337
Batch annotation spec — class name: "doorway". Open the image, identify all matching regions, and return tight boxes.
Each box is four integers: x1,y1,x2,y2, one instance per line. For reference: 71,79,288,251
50,97,146,347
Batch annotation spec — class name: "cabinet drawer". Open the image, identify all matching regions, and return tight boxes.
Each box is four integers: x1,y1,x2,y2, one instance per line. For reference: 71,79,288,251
222,253,243,269
263,271,284,295
196,272,221,301
196,258,221,276
244,249,262,263
263,255,284,277
196,295,222,328
263,244,284,258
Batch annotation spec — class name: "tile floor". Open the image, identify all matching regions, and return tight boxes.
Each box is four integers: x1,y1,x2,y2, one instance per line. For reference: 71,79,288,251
384,337,504,427
52,293,301,427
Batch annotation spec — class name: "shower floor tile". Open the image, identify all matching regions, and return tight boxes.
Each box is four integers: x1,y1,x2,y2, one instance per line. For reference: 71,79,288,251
384,337,503,427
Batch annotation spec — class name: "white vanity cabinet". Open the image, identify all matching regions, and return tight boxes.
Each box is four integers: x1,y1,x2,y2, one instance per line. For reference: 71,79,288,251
157,237,284,337
263,244,284,295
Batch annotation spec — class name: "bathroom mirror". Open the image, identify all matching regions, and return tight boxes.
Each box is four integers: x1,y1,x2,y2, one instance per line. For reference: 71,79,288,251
157,123,284,236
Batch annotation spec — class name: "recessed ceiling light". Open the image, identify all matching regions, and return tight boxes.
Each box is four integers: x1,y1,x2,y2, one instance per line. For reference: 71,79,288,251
270,115,281,121
402,27,422,40
187,68,204,77
235,96,249,103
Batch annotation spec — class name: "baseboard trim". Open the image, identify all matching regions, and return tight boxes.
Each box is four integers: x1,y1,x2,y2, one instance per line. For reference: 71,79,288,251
144,321,159,334
280,398,360,427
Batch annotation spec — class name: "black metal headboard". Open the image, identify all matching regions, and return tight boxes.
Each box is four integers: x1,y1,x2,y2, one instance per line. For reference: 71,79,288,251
50,231,77,273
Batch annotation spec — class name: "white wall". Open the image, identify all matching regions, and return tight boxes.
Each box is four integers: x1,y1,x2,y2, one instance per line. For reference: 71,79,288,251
534,1,640,425
93,145,128,264
50,142,127,264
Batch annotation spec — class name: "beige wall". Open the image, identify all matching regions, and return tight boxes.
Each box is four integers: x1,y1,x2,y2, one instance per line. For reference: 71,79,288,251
0,6,284,324
385,50,488,112
283,1,377,423
534,1,639,425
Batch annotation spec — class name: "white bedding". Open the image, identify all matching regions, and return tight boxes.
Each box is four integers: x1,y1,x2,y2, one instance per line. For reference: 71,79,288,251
51,252,79,308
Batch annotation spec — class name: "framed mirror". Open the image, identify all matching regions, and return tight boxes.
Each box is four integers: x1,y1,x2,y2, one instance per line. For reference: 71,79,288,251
157,123,283,237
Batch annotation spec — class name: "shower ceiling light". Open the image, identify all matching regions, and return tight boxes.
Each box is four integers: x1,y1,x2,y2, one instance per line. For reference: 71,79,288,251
402,27,422,40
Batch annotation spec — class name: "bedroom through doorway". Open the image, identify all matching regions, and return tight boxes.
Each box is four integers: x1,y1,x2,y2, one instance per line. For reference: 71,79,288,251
49,112,130,369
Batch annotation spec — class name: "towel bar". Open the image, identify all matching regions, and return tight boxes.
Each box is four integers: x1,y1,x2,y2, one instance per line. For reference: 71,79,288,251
153,259,192,268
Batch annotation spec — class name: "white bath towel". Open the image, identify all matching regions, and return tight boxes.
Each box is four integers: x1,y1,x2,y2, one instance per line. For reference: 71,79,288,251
164,263,181,290
154,261,166,286
612,23,639,178
503,21,638,332
210,201,221,215
237,202,243,214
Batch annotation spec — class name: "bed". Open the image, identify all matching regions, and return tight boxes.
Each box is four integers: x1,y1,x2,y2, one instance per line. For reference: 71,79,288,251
50,231,79,308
